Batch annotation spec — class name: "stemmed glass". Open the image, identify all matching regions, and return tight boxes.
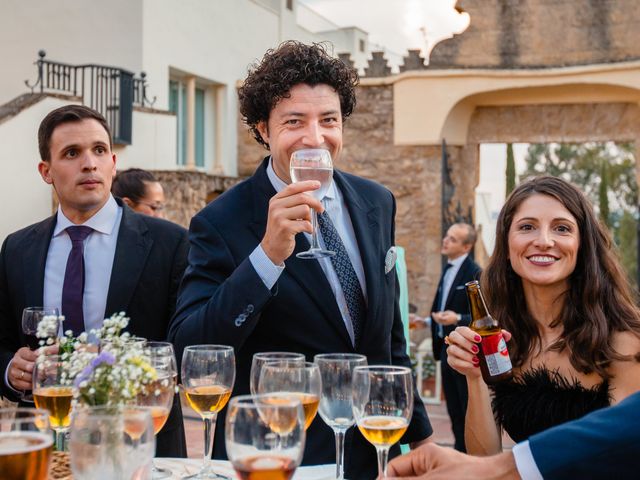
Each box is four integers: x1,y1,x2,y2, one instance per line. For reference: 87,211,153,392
137,341,178,479
352,366,413,478
258,361,322,431
182,345,235,480
289,148,335,259
250,352,305,396
314,353,367,479
32,354,73,451
22,307,60,349
225,394,305,478
0,408,52,480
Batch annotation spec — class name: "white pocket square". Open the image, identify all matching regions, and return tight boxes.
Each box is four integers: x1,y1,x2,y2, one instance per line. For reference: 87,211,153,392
384,246,397,274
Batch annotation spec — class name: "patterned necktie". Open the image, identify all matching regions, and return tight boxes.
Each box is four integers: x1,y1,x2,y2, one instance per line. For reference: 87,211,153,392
317,211,366,347
61,226,93,336
437,262,454,338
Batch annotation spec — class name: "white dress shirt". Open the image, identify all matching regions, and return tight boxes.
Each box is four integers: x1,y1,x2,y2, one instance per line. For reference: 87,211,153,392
249,157,367,346
44,195,122,334
439,253,468,312
513,441,544,480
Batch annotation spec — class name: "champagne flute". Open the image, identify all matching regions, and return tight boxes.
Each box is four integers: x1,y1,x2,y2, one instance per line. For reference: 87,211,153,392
22,307,60,349
225,394,305,479
138,341,178,479
182,345,235,480
250,352,305,396
314,353,367,479
289,148,335,259
32,354,73,452
352,366,413,478
258,361,321,431
0,408,52,480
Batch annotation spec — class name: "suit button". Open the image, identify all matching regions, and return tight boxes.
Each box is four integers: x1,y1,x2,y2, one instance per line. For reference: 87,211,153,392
246,304,254,314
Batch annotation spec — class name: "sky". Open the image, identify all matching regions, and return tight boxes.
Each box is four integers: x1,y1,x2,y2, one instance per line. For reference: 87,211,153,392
300,0,470,66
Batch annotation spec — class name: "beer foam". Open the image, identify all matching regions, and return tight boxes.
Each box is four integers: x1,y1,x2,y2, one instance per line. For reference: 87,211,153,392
0,431,52,455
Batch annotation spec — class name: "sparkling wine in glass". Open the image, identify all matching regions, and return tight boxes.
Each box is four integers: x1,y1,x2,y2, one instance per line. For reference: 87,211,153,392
0,407,52,480
250,352,306,396
21,307,60,350
314,353,367,479
32,354,73,452
258,361,321,431
182,345,235,480
225,394,305,480
352,366,413,478
137,341,178,479
289,148,335,259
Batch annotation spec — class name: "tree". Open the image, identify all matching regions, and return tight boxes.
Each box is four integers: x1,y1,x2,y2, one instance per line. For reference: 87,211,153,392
505,143,516,195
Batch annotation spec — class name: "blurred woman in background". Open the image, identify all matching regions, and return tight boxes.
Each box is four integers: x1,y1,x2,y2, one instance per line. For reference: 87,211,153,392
112,168,165,218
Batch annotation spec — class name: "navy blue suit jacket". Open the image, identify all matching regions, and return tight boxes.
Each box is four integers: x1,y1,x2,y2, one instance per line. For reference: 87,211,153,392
528,390,640,479
429,255,481,361
169,158,432,479
0,199,189,457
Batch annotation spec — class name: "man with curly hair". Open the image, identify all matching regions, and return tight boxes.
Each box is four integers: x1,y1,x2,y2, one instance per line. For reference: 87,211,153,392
169,41,433,477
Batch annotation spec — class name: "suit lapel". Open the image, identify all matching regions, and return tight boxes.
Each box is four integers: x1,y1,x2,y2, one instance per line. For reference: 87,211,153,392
333,171,381,336
248,159,352,347
105,203,152,320
22,216,57,307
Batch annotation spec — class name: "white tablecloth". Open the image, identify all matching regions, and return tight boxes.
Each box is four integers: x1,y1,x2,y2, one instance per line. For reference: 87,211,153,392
154,458,335,479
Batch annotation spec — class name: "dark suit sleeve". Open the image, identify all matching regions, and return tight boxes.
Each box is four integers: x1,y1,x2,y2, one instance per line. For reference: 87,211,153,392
527,391,640,479
168,214,273,362
165,228,189,327
0,236,20,401
388,195,433,443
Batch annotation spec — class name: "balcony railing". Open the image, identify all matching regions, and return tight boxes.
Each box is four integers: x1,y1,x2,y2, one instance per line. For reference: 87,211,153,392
25,50,155,145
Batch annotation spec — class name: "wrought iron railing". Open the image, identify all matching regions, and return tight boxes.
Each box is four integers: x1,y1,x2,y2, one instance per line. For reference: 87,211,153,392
25,50,155,145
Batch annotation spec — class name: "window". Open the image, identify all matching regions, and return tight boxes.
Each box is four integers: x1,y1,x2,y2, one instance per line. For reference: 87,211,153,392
286,0,293,10
168,79,205,168
359,39,365,53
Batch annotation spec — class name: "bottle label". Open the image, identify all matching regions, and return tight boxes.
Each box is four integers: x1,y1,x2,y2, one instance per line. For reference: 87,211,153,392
480,333,512,377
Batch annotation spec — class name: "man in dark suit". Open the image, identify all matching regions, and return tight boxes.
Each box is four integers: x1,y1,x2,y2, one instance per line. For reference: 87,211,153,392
0,105,188,457
387,390,640,479
429,223,481,452
169,41,433,478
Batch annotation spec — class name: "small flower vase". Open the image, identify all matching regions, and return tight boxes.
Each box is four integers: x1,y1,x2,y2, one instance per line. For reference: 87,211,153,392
69,405,155,480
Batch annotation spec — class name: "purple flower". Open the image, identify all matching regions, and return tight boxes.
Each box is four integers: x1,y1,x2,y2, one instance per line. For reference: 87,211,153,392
73,351,116,388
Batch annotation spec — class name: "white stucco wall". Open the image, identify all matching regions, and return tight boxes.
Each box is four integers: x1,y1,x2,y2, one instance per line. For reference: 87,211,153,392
0,0,143,106
0,97,79,243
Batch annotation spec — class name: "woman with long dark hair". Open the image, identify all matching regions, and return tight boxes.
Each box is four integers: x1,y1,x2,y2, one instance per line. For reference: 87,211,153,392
446,175,640,454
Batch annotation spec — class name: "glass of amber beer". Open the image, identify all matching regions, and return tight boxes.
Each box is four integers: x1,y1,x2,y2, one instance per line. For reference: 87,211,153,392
32,354,73,451
352,366,413,478
182,345,235,479
225,394,305,480
258,361,322,431
0,408,52,480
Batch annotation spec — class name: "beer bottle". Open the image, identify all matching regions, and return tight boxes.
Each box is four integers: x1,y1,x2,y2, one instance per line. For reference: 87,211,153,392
465,280,512,384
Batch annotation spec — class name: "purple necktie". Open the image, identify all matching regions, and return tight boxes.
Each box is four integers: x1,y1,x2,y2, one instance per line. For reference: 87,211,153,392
61,226,93,336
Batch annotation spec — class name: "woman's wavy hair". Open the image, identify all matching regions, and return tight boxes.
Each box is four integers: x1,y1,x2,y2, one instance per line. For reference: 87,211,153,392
238,41,359,149
482,175,640,379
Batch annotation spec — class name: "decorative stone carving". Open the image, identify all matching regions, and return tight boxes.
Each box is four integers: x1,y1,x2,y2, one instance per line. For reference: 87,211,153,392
364,52,391,77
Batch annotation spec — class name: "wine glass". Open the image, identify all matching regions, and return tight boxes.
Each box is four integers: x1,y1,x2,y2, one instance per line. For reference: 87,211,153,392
314,353,367,479
289,148,335,259
32,354,73,452
70,405,155,480
181,345,235,480
22,307,60,349
137,341,178,479
0,407,52,480
225,394,305,478
352,366,413,478
258,361,322,431
250,352,305,396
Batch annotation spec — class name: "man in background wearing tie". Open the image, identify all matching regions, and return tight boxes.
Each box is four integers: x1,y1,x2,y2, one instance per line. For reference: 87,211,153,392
169,41,433,478
429,223,481,452
0,105,188,457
